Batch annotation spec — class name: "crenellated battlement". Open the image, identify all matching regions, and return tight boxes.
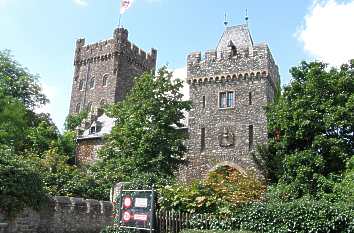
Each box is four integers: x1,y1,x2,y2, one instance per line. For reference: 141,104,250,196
52,196,113,215
187,43,269,65
74,27,157,68
187,43,272,81
0,196,114,233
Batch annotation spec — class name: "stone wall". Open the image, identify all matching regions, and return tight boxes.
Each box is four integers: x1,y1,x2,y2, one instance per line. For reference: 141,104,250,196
76,137,103,165
0,196,113,233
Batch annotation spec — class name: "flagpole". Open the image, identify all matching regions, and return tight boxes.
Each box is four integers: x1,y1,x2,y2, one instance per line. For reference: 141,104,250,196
118,13,122,28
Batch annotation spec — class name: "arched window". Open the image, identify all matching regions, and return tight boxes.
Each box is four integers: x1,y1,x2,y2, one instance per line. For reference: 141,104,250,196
100,99,106,107
75,103,81,113
102,75,108,86
79,80,84,91
89,77,95,89
87,102,93,112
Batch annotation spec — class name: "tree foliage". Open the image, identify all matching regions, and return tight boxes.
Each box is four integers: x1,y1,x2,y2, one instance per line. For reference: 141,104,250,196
92,67,191,193
259,61,354,198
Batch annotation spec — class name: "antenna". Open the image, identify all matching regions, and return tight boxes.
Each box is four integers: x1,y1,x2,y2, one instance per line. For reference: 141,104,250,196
245,9,249,26
224,13,229,27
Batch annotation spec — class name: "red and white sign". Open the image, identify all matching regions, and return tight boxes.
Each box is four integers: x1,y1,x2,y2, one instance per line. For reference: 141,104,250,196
122,211,132,222
134,214,148,221
123,196,133,208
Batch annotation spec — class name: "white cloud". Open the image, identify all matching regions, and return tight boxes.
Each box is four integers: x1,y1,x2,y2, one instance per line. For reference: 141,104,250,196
296,0,354,66
172,67,189,100
35,83,57,116
73,0,88,7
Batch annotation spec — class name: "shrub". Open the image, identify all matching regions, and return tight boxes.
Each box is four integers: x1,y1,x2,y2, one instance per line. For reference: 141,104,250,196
159,166,265,214
181,230,253,233
187,197,354,233
0,151,48,217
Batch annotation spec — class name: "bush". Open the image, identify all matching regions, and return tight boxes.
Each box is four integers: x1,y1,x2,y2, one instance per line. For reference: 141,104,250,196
159,166,265,214
0,151,48,217
188,197,354,233
181,230,253,233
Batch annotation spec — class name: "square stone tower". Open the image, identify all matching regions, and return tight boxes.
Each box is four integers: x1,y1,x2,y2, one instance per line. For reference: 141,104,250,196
180,24,280,181
69,27,157,116
69,27,157,164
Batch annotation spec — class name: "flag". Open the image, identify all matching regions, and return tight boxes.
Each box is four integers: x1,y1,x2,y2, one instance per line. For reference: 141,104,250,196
120,0,133,14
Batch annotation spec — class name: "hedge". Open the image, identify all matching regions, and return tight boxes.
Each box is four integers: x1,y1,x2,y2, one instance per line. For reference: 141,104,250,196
188,197,354,233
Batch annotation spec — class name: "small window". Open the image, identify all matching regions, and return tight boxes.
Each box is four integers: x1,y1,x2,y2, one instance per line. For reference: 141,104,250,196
231,45,237,57
89,126,96,134
201,127,205,152
87,102,93,112
249,92,252,105
79,80,84,91
100,99,106,107
89,78,95,89
249,125,254,150
219,91,234,108
75,103,80,113
245,48,249,58
202,96,206,108
102,75,108,86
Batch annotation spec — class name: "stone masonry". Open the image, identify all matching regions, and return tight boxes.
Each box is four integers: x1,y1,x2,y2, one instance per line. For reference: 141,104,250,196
179,24,280,181
0,196,113,233
68,27,157,164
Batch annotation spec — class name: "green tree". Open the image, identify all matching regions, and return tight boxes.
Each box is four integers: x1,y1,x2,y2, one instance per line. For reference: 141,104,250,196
261,61,354,198
0,50,47,109
0,90,27,148
92,67,191,195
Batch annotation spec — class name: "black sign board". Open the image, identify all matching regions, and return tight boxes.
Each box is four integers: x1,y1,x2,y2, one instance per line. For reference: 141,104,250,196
117,188,155,232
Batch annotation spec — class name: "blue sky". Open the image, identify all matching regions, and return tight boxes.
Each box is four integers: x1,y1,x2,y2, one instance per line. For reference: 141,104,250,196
1,0,353,130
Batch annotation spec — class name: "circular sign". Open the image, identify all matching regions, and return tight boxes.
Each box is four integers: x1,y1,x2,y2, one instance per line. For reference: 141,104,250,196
123,196,132,208
122,211,131,222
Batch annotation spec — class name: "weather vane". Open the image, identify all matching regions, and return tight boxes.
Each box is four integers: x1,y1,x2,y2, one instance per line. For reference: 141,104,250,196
245,9,249,26
224,13,229,27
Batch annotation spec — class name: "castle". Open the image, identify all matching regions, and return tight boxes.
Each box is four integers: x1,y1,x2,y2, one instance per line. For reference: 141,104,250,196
69,24,280,180
68,28,157,164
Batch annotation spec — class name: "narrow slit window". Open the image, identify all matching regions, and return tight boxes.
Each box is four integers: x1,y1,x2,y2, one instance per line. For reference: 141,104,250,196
201,128,205,151
202,96,206,108
249,125,254,150
79,80,84,91
249,92,252,105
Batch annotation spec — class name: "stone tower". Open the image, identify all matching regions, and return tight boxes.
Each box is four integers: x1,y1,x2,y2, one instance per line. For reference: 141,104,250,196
69,27,157,116
180,24,280,181
69,27,157,164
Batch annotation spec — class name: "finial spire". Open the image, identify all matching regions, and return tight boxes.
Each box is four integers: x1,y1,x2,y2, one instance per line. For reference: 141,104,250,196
224,13,228,27
245,9,249,26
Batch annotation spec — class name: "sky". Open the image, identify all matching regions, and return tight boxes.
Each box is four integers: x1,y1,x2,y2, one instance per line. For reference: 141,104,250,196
1,0,354,130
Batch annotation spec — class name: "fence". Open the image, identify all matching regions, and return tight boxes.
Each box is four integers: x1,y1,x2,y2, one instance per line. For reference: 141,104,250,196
155,210,214,233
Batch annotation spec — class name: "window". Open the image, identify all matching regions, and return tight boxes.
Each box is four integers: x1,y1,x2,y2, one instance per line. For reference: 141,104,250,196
201,128,205,152
79,80,84,91
202,96,206,108
219,91,234,108
89,126,96,135
75,103,80,113
249,125,254,150
87,102,93,112
249,92,252,105
102,75,108,86
231,45,237,57
89,77,95,89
